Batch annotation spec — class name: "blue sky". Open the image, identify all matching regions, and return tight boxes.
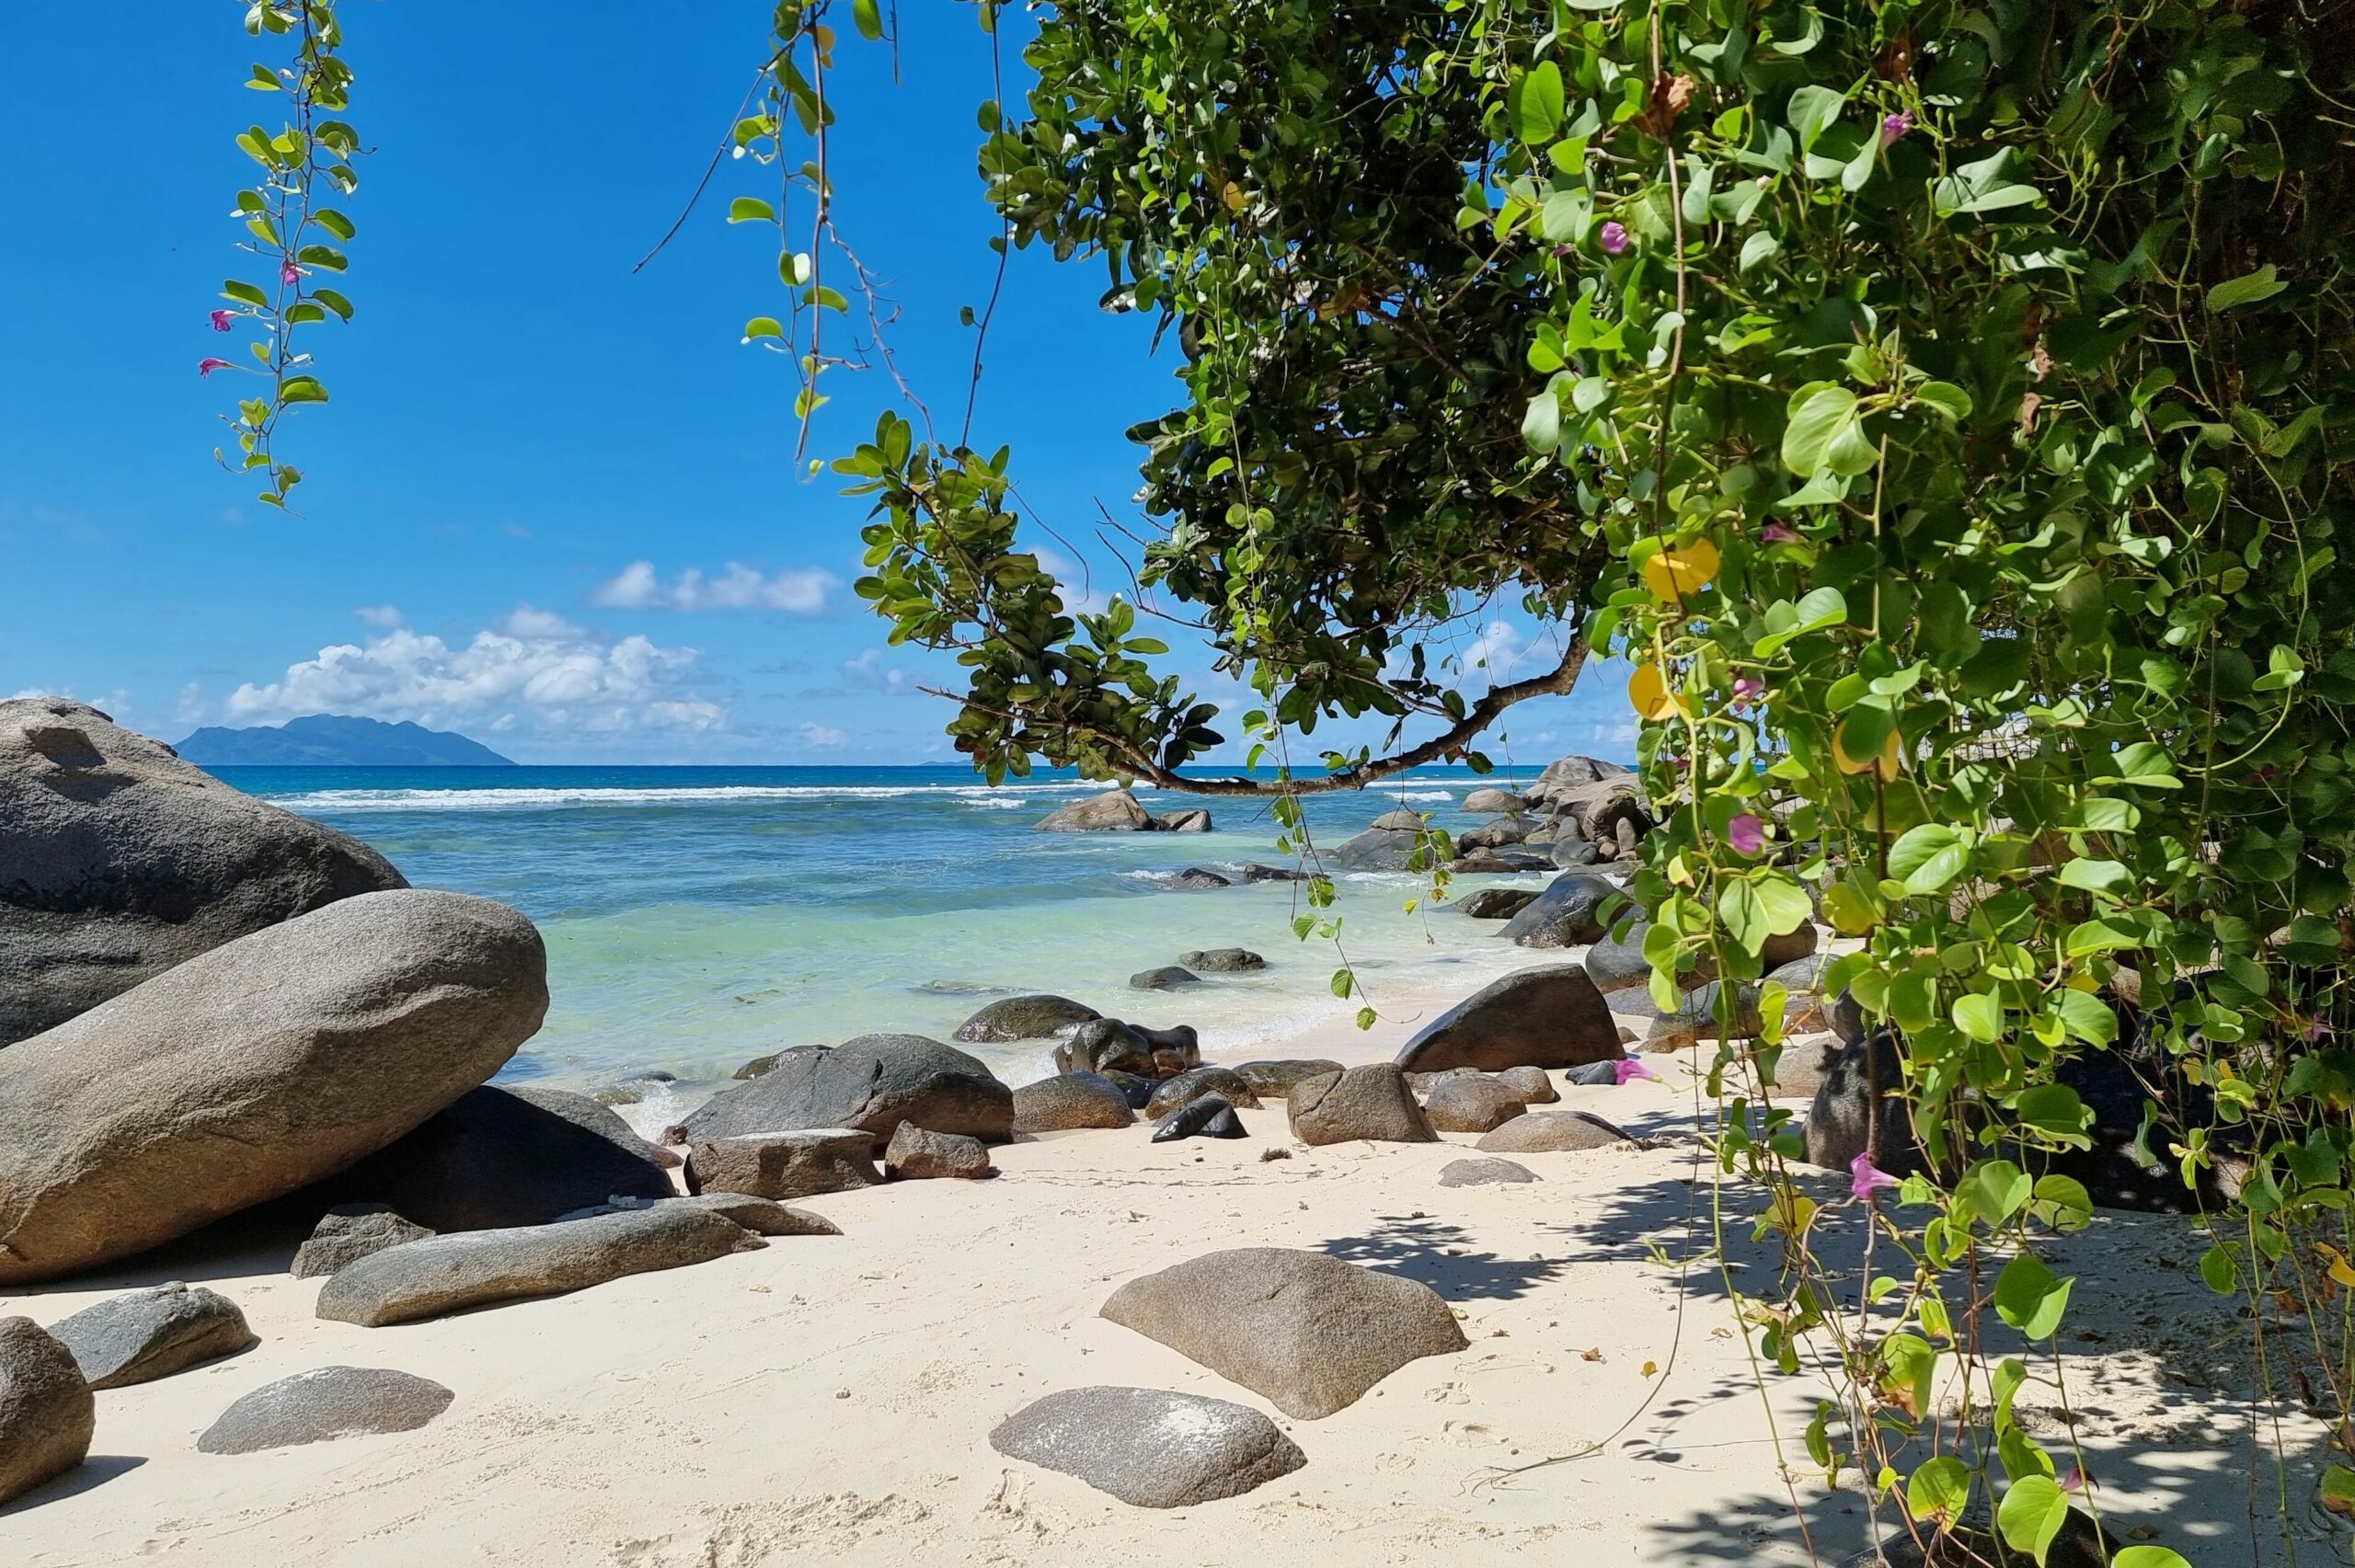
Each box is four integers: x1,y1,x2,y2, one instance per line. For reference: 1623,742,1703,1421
0,2,1632,767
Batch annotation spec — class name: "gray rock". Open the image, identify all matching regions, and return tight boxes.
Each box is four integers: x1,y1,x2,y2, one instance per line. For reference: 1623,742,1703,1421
561,1193,841,1236
196,1367,452,1455
1476,1110,1634,1153
989,1386,1305,1508
0,889,546,1286
316,1206,764,1328
1461,787,1527,814
1012,1071,1137,1133
1552,837,1602,868
326,1084,672,1232
1168,867,1231,890
953,994,1099,1044
1563,1059,1623,1087
1765,951,1838,1031
1421,1074,1528,1133
1035,792,1153,831
1328,827,1431,872
1458,887,1539,920
1496,1066,1557,1104
1100,1070,1159,1108
1287,1064,1438,1147
884,1122,992,1180
1455,819,1531,853
1158,808,1214,833
0,698,408,1047
45,1283,255,1390
0,1318,92,1505
681,1034,1012,1148
1144,1067,1260,1118
1438,1157,1540,1187
1496,872,1621,947
1236,864,1307,883
1233,1059,1344,1098
1100,1248,1466,1419
1760,1034,1844,1102
1151,1094,1248,1142
292,1205,436,1280
1370,807,1426,830
1178,948,1264,973
1394,965,1623,1073
1131,965,1202,990
1642,981,1764,1049
1452,849,1558,875
686,1129,881,1199
1054,1018,1200,1080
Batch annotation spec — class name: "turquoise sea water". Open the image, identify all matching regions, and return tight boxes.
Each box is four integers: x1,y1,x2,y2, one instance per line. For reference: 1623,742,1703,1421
217,764,1570,1124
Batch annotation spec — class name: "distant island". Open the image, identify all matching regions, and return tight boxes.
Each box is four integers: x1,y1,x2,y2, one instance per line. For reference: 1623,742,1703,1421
177,715,517,767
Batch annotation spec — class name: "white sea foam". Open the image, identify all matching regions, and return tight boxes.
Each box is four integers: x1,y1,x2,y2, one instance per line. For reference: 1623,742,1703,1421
1395,789,1456,802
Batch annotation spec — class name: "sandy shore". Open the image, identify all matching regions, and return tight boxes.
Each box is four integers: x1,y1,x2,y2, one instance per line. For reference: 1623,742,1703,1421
0,969,2315,1566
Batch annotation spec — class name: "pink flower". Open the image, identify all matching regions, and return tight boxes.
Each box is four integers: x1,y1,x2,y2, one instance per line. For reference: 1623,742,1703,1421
209,309,235,332
1760,522,1802,544
1728,813,1766,855
281,258,301,287
1614,1057,1657,1085
2307,1016,2331,1042
2057,1464,2090,1494
1850,1151,1900,1203
1882,110,1914,144
1732,677,1764,701
1599,222,1630,256
197,358,233,377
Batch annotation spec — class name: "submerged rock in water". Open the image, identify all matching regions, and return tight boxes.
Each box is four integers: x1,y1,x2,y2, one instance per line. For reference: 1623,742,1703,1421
1130,965,1201,990
1151,1094,1248,1143
44,1283,255,1390
1236,864,1307,884
1167,867,1231,890
197,1367,453,1455
1034,792,1153,832
1158,808,1213,833
1178,947,1264,972
953,994,1100,1044
989,1386,1304,1508
0,697,408,1047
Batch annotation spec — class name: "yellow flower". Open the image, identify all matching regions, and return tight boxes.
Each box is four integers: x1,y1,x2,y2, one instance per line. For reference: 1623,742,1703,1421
1643,537,1721,601
1833,725,1902,781
1629,661,1688,721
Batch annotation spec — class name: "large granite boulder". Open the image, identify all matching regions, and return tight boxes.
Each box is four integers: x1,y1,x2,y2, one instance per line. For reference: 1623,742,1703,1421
1497,1066,1557,1104
989,1387,1305,1507
1011,1071,1137,1133
1496,872,1621,948
1288,1064,1438,1146
1328,827,1430,872
1101,1248,1466,1418
1455,819,1531,853
196,1367,453,1455
1234,1059,1344,1098
680,1034,1013,1148
315,1206,764,1327
1458,887,1539,921
884,1122,992,1180
45,1283,254,1390
953,994,1099,1044
1395,966,1623,1073
1421,1074,1528,1133
559,1192,841,1237
0,697,408,1047
685,1129,881,1199
0,889,546,1285
1054,1018,1200,1080
1476,1110,1634,1153
1158,808,1213,833
326,1084,672,1231
1461,787,1527,814
292,1207,436,1280
1035,792,1152,831
0,1318,92,1505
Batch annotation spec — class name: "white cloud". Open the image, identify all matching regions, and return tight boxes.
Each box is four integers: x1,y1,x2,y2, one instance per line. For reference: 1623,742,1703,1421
224,608,718,735
1460,621,1525,682
10,686,131,718
840,647,912,693
799,722,847,749
354,604,405,628
592,560,837,614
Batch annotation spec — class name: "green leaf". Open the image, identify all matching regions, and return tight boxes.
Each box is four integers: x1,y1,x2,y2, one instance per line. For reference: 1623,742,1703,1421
728,196,775,224
1738,230,1782,272
1786,85,1845,153
1514,62,1565,145
2206,265,2285,313
2055,859,2131,897
1887,825,1970,895
221,279,270,308
1994,1253,2074,1339
310,287,354,322
1916,382,1972,422
1953,991,2003,1042
852,0,885,40
1522,389,1561,453
1782,383,1861,479
314,208,356,241
2052,989,2119,1047
1958,1159,2033,1228
276,375,328,405
1905,1456,1970,1526
743,316,786,340
1996,1474,2071,1563
2111,1552,2194,1568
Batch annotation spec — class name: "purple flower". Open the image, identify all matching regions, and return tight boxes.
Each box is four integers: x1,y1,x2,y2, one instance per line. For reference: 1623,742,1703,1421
1614,1057,1657,1085
1728,813,1766,855
209,309,235,332
1599,221,1630,256
281,258,301,287
2057,1464,2089,1494
197,357,233,377
1733,676,1764,701
1552,243,1575,259
1760,522,1802,544
1850,1151,1900,1203
2307,1016,2331,1042
1882,109,1914,145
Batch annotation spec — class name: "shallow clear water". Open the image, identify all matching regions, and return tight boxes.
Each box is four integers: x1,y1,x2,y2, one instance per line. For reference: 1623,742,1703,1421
216,764,1568,1116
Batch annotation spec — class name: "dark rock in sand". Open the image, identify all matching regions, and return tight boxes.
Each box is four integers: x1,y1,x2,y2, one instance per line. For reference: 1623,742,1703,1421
1288,1064,1438,1147
1458,887,1539,921
953,994,1099,1045
1759,1034,1842,1102
196,1367,453,1455
293,1205,437,1281
0,1318,93,1505
0,889,546,1286
1496,1066,1557,1104
1035,792,1153,832
562,1192,841,1237
1055,1018,1200,1081
1131,965,1201,990
1012,1071,1137,1133
315,1206,764,1328
1640,980,1763,1050
1438,1157,1540,1187
1152,1095,1248,1143
1476,1110,1634,1153
1159,808,1214,833
1563,1059,1621,1086
1100,1070,1158,1109
1327,827,1430,872
1101,1247,1466,1419
1394,965,1622,1073
328,1084,672,1232
885,1122,993,1180
1237,864,1307,884
682,1034,1013,1148
1421,1074,1528,1133
46,1283,254,1390
1144,1067,1261,1119
1167,867,1231,890
687,1129,881,1199
1496,872,1621,948
0,697,408,1047
1233,1059,1344,1099
1178,948,1264,973
989,1386,1305,1508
